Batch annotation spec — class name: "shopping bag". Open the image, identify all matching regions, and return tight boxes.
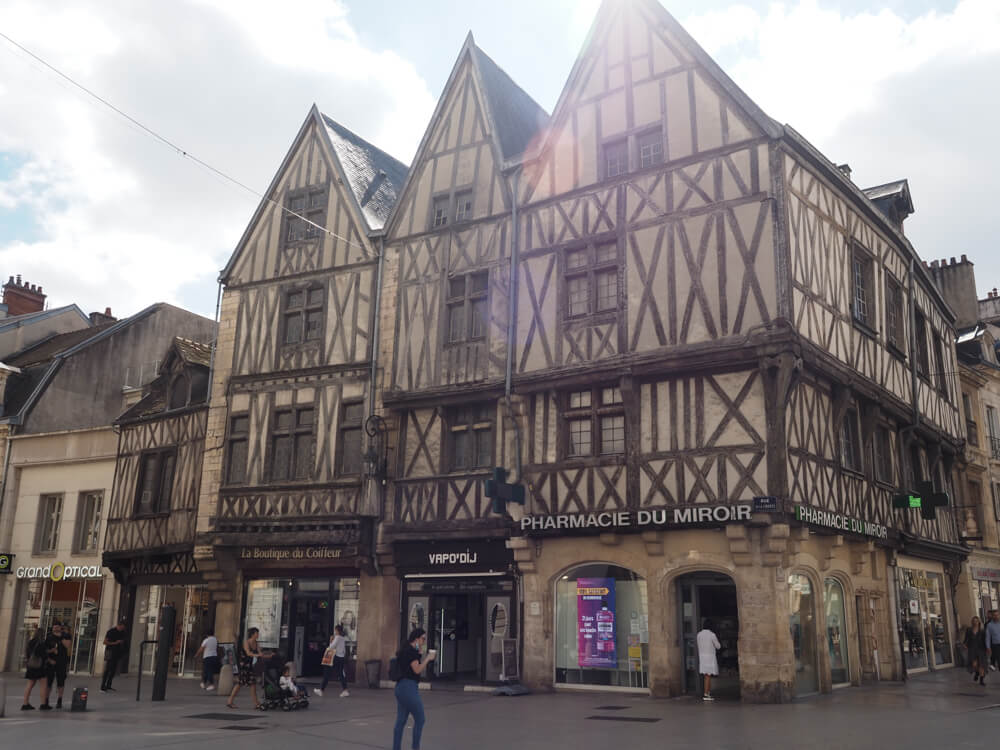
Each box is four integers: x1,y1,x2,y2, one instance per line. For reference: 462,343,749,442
321,648,335,667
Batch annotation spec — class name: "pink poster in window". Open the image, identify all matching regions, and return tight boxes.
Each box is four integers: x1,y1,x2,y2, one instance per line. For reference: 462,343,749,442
577,577,616,668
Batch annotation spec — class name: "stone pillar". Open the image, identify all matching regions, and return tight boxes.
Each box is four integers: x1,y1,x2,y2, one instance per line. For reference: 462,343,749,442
356,567,399,686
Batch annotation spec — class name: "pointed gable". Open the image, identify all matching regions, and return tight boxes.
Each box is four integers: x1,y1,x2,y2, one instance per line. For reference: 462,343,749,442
522,0,780,203
387,35,547,239
222,108,407,286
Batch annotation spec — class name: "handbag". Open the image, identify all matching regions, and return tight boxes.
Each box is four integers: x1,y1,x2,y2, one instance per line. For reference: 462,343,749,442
321,648,335,667
26,642,43,670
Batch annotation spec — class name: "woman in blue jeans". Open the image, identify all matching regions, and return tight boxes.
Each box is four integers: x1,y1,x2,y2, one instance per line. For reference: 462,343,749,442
393,628,436,750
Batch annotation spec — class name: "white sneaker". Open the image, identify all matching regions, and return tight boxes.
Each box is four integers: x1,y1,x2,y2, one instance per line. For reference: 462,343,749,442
339,690,350,697
206,685,216,692
313,688,323,697
991,665,997,672
199,682,205,690
702,694,715,701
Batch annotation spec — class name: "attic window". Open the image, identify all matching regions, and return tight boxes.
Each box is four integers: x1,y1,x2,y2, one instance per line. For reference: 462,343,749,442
432,195,449,229
604,140,628,179
284,186,327,244
637,129,664,169
455,191,473,223
168,376,189,410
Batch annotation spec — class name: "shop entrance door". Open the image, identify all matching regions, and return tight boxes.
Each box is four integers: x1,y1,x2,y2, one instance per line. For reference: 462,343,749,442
428,594,485,682
678,573,739,699
290,595,330,678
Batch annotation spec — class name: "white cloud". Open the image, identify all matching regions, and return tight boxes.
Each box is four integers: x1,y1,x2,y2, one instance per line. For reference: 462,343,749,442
683,0,1000,296
0,0,435,318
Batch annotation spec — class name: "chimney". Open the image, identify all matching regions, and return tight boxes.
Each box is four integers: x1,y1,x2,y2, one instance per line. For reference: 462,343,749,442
926,254,979,329
2,274,46,315
89,307,117,326
837,164,852,181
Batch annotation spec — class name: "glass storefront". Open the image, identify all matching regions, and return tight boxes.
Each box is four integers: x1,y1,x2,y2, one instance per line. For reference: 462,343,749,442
555,564,648,688
974,577,1000,621
15,578,104,674
241,577,360,678
824,578,850,685
788,573,818,695
897,567,952,671
129,584,212,674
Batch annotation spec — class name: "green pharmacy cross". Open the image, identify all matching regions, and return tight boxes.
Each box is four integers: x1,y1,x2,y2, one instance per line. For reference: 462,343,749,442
892,482,950,520
485,467,525,515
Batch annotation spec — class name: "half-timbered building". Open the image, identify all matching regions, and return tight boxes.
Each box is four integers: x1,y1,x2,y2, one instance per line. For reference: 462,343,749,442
375,0,966,700
196,106,407,681
103,337,213,676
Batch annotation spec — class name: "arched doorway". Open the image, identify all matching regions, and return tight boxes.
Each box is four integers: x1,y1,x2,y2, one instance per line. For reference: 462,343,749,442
676,572,739,699
554,564,649,688
788,573,819,695
823,577,850,686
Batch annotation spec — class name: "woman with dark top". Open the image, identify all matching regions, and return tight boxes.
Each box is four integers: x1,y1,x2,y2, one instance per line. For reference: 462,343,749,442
22,627,49,711
393,628,436,750
227,627,265,709
964,616,989,685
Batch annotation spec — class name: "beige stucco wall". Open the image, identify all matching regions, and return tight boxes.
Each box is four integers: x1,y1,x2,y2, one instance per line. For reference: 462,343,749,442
0,427,120,672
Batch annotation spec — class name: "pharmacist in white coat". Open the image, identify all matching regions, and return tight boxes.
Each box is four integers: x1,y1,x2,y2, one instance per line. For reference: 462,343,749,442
696,620,721,701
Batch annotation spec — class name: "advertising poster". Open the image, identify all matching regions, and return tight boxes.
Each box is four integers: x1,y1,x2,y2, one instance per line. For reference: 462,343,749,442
577,577,616,668
246,586,282,648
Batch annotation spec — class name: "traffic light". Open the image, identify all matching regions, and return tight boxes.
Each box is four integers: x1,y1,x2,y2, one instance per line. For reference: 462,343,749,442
485,467,525,515
892,482,950,520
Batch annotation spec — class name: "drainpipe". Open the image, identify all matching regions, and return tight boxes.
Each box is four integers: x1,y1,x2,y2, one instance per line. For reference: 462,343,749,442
504,169,523,481
206,281,223,404
369,235,387,579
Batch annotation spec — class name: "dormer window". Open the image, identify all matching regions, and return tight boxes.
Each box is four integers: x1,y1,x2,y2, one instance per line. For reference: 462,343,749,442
168,376,189,410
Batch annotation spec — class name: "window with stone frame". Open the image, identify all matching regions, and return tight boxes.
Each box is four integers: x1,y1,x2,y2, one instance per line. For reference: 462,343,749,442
74,491,103,553
225,414,250,485
993,482,1000,521
447,403,494,471
563,386,625,458
269,407,315,482
851,245,875,328
603,139,628,179
282,286,324,346
283,185,327,244
446,271,489,344
840,408,862,473
963,393,979,447
637,128,664,169
135,449,176,515
885,276,905,353
563,241,619,320
874,425,893,484
914,309,930,378
431,195,449,229
35,494,63,554
338,401,364,476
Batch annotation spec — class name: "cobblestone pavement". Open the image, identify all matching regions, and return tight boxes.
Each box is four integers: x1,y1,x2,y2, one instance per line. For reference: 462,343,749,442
1,668,997,749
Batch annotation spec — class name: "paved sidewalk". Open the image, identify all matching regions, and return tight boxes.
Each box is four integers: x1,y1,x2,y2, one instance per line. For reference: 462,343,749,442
1,668,995,749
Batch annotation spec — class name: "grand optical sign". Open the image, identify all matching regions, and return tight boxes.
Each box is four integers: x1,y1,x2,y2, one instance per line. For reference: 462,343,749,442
16,562,104,581
521,504,752,533
794,504,888,540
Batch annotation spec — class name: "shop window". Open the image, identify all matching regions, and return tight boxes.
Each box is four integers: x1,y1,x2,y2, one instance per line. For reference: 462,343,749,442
135,449,176,515
840,408,861,473
269,407,314,482
555,564,648,688
282,286,324,346
35,493,63,553
563,242,619,320
338,401,364,475
896,568,952,671
225,414,250,485
885,276,904,353
788,573,818,695
851,246,874,328
563,386,625,458
447,402,494,471
874,426,893,484
824,578,850,685
446,271,489,344
74,491,103,553
284,185,327,245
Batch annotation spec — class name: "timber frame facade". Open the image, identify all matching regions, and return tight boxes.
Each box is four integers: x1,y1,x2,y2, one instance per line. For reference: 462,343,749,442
172,0,970,700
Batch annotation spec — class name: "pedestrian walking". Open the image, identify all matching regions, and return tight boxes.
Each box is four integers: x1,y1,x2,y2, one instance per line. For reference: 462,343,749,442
393,628,436,750
41,621,72,709
100,620,128,692
227,627,264,709
965,616,988,685
194,628,220,691
314,624,349,697
697,619,721,702
986,610,1000,672
21,627,48,711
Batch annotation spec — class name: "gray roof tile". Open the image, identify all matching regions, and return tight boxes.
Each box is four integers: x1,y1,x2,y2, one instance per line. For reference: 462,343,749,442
473,45,549,160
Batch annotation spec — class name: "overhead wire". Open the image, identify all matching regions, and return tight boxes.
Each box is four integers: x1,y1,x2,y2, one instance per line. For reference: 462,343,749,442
0,29,376,259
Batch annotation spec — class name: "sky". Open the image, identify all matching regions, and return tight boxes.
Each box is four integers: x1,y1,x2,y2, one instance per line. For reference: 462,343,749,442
0,0,998,321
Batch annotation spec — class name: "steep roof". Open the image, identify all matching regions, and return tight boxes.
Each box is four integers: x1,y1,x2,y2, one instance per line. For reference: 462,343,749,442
471,44,549,161
172,337,212,368
116,336,213,424
321,114,409,232
5,322,117,369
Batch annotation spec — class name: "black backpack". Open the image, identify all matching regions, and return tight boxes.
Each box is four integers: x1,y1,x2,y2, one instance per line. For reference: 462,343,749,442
388,656,401,681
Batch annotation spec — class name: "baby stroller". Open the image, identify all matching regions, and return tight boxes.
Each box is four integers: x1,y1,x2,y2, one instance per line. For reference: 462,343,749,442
258,655,309,711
